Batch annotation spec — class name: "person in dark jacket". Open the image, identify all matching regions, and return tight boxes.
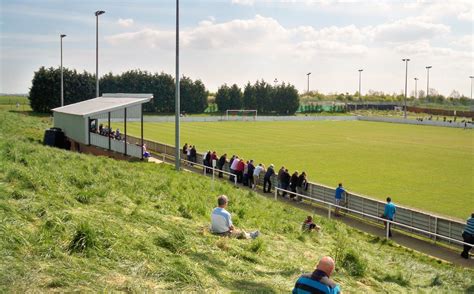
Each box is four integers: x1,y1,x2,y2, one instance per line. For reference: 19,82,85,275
290,171,299,199
263,164,275,193
292,256,341,294
281,169,291,197
190,146,197,164
217,153,227,178
296,172,307,201
204,151,211,173
247,160,255,187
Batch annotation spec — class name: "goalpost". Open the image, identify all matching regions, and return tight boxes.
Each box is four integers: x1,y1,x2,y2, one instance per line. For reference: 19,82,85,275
225,109,258,121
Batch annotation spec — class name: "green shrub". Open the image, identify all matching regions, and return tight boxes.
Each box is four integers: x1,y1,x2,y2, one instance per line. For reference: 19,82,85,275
248,238,266,254
341,249,367,277
67,222,98,254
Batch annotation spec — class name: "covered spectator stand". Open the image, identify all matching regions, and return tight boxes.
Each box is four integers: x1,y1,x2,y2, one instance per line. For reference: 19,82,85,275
52,93,153,159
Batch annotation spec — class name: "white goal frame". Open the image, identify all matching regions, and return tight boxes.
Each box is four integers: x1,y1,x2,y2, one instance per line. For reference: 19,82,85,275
225,109,258,121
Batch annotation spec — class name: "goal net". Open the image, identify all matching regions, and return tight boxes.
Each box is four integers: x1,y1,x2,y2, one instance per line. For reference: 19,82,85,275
225,109,258,121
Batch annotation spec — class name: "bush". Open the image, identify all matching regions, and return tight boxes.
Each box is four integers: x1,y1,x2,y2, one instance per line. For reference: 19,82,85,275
67,222,98,254
341,249,367,277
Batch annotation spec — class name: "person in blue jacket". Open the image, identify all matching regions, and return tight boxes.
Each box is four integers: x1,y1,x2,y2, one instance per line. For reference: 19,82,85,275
293,256,341,294
383,197,396,237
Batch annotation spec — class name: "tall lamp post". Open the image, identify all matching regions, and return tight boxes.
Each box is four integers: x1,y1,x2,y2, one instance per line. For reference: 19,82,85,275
95,10,105,97
402,58,410,119
175,0,180,171
470,76,474,100
414,77,418,99
306,72,311,93
60,34,66,106
358,69,363,101
425,66,432,100
274,78,278,86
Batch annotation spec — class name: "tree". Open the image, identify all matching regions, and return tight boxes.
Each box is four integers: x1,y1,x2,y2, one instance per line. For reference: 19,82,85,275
215,84,231,112
29,66,95,113
242,82,257,109
228,84,243,109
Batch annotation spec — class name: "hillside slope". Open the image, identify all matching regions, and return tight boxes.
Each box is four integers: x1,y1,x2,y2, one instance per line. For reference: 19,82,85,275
0,110,473,292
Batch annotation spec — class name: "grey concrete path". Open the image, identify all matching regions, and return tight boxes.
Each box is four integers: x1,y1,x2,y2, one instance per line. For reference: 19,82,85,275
150,154,473,268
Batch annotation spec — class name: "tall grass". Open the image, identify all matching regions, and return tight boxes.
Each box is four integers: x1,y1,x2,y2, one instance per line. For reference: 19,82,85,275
0,110,473,292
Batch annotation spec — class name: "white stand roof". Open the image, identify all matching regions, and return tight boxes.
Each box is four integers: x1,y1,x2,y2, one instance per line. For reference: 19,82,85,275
52,93,153,117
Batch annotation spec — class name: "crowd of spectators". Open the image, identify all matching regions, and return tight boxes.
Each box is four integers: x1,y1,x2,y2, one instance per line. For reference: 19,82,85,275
90,122,123,141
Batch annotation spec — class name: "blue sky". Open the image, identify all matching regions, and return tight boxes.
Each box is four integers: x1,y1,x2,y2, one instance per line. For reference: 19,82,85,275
1,0,473,96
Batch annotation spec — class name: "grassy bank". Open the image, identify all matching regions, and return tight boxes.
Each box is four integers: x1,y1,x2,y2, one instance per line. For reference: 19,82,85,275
1,110,473,292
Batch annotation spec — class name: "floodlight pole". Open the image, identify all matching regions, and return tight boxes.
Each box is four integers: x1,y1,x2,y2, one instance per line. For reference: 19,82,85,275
358,69,363,101
414,77,418,99
95,10,105,97
175,0,180,171
60,34,66,106
402,58,410,119
306,72,311,93
469,76,473,100
426,66,432,100
274,78,278,86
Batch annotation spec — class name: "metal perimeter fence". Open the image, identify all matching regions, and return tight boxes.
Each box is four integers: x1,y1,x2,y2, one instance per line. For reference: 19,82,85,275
126,135,469,252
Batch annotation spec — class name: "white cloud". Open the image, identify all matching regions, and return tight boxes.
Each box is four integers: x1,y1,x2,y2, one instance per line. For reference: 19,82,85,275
117,18,134,27
371,17,450,43
231,0,255,6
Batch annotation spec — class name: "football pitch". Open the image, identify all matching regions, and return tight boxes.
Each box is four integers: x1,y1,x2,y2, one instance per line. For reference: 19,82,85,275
121,119,473,220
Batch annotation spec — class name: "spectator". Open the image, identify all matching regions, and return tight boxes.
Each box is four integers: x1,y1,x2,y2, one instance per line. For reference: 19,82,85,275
277,166,285,195
143,144,150,159
296,171,308,201
210,195,259,239
302,216,321,232
382,197,396,237
242,161,249,186
186,144,192,162
290,171,299,199
236,158,245,183
334,183,346,217
115,128,121,140
204,151,212,173
99,123,103,134
247,160,255,188
292,256,341,294
263,164,275,193
253,163,265,190
190,145,197,164
461,213,474,259
230,156,240,182
217,153,227,178
281,169,291,197
211,151,218,166
182,143,188,156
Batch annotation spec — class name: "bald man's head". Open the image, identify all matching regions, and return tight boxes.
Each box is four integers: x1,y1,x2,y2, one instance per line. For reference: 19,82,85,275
316,256,335,276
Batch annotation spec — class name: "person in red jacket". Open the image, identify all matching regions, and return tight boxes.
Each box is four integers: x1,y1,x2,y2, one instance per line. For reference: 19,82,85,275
235,158,245,183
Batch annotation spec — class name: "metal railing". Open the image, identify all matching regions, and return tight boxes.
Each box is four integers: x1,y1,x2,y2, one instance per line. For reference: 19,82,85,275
151,152,238,186
274,187,472,248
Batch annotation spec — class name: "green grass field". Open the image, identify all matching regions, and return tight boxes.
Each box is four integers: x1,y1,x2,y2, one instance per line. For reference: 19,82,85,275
120,120,473,220
1,109,473,292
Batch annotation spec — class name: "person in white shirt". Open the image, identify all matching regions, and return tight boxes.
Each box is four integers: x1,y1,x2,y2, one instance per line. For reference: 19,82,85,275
211,195,259,239
252,163,265,190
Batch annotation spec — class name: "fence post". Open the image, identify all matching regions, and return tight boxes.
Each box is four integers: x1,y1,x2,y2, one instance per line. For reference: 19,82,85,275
274,188,278,200
328,204,331,219
234,175,237,186
434,217,438,243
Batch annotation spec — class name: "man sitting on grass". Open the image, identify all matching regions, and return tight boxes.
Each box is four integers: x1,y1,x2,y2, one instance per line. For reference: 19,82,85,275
293,256,341,294
211,195,259,239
